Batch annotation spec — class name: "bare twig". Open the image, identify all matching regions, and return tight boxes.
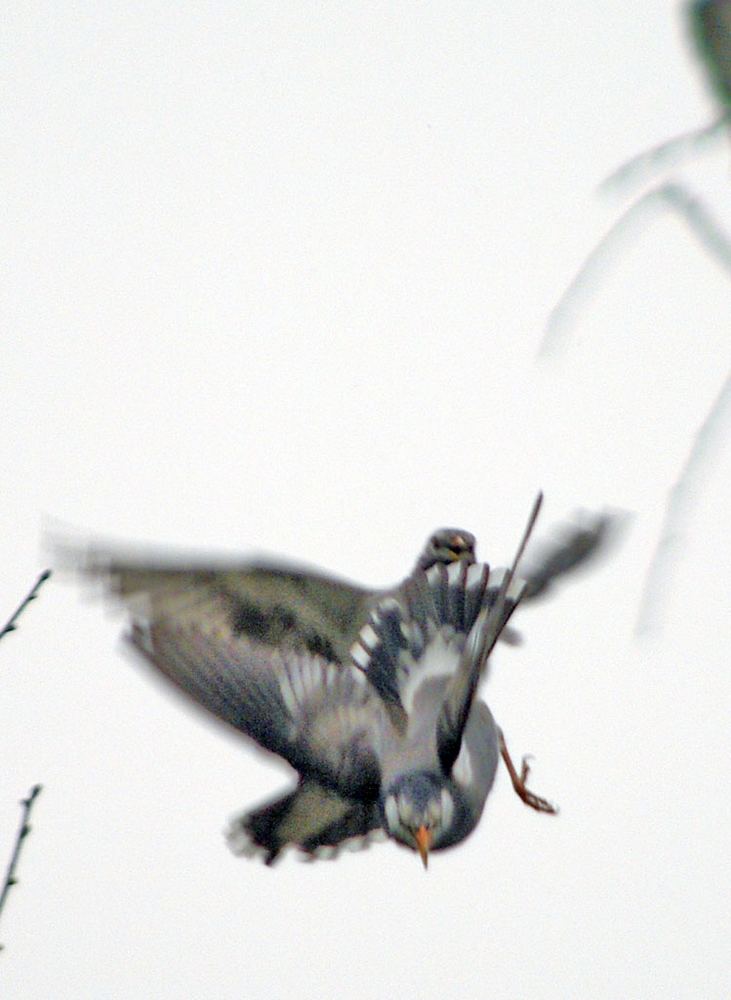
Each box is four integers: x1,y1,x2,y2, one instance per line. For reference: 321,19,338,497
637,371,731,634
0,785,43,951
539,183,731,358
597,117,726,196
0,571,51,643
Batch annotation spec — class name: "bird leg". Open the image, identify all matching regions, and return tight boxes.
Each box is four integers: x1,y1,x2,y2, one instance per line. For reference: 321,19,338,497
498,730,557,814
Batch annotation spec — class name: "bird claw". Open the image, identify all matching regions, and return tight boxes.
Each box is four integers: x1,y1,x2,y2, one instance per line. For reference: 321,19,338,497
515,784,557,815
498,731,558,815
519,753,534,785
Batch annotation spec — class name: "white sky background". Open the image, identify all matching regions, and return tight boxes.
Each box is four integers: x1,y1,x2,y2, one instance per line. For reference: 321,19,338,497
2,2,729,997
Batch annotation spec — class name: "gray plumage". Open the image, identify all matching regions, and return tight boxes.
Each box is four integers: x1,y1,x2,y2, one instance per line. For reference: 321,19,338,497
64,504,611,865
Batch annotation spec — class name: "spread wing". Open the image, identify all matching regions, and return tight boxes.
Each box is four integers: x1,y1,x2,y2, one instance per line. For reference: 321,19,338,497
350,559,497,720
69,549,387,798
347,503,545,734
78,548,377,664
520,510,616,601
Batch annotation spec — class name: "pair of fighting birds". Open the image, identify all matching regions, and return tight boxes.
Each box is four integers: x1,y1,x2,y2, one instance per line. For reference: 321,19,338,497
75,495,609,867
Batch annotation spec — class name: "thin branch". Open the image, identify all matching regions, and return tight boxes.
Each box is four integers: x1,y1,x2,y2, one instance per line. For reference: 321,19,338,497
0,785,43,951
0,571,51,643
597,117,726,197
539,183,731,358
636,371,731,635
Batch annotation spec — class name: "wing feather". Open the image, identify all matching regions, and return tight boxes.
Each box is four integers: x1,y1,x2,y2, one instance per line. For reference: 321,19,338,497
69,545,376,665
61,545,388,797
349,557,500,718
129,604,384,797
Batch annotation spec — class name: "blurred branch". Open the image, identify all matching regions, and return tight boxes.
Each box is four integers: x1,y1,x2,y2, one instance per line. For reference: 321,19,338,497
539,183,731,358
0,785,43,951
637,371,731,635
0,571,51,643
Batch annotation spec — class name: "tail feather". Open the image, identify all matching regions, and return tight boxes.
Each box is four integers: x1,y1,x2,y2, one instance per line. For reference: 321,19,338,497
227,782,382,864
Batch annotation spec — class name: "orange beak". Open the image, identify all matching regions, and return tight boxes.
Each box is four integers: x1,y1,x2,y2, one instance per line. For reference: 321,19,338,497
415,825,432,869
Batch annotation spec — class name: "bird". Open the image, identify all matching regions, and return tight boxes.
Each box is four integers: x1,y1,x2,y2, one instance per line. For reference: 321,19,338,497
63,497,611,867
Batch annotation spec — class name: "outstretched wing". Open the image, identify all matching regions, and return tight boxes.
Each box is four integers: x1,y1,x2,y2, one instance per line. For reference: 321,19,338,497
350,559,497,720
75,546,376,665
348,499,548,729
70,549,386,798
520,510,616,601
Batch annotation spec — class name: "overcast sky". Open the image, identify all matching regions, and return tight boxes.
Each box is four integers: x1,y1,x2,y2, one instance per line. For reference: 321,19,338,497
2,3,729,998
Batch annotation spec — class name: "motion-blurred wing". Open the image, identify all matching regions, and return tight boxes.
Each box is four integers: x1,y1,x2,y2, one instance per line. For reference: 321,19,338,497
521,510,615,601
74,551,385,797
81,550,377,664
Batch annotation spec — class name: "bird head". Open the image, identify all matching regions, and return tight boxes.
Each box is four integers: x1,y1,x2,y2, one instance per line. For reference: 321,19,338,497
416,529,476,572
382,772,456,868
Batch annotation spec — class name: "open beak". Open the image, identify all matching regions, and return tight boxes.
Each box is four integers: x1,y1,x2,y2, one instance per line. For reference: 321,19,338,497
415,825,432,869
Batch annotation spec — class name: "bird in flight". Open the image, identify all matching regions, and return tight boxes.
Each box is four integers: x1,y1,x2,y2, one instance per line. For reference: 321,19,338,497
63,497,611,867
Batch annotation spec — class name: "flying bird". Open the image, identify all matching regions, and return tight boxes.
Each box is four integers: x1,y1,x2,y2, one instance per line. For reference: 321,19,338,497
64,498,611,866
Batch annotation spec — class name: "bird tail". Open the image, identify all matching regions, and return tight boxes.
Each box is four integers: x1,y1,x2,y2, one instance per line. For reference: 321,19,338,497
226,781,383,864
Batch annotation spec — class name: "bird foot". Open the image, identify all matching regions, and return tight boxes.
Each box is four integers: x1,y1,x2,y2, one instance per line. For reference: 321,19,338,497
498,730,558,815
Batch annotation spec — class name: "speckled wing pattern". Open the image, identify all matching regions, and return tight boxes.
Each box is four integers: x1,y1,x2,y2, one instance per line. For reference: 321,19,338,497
96,556,376,664
73,551,395,862
83,548,507,862
68,512,613,863
87,554,386,800
350,560,496,717
229,560,514,863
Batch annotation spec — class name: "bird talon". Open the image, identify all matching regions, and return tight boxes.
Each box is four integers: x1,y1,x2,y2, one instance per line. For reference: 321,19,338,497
520,754,533,784
523,790,557,815
499,731,556,815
